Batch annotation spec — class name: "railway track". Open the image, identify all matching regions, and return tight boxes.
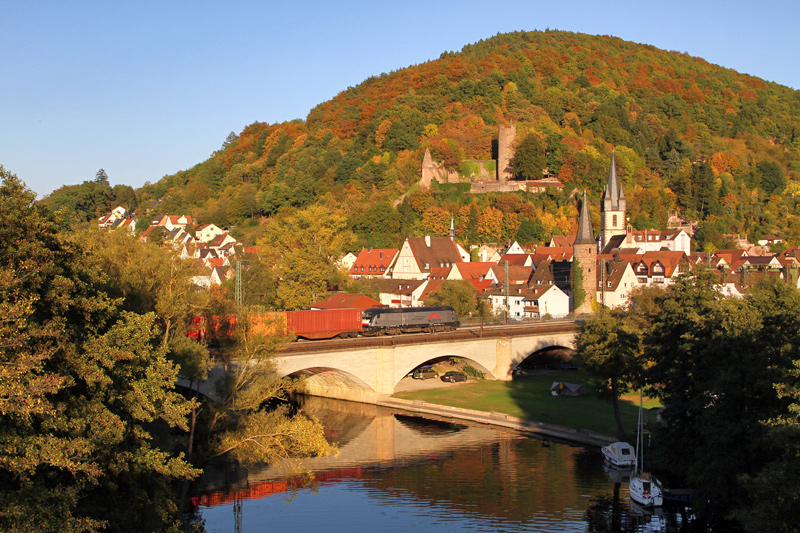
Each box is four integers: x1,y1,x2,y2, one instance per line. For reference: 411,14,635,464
278,320,581,355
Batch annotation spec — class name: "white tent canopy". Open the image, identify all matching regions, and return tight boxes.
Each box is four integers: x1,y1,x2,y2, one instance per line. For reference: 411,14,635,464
550,381,587,396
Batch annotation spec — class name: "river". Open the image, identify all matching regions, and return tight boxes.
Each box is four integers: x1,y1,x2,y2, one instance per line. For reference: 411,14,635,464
193,397,693,532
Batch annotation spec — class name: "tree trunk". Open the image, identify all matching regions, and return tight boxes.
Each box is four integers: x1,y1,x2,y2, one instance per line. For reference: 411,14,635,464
179,379,199,519
611,377,627,442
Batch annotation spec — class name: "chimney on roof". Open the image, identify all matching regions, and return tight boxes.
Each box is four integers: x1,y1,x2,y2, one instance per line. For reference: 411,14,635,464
425,235,431,247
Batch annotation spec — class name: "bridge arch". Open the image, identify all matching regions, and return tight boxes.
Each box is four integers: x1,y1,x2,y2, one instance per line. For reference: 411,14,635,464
288,367,377,404
270,326,579,403
510,344,577,374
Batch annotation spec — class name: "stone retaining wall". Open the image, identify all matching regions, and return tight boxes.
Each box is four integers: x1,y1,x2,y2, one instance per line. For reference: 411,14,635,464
378,396,613,448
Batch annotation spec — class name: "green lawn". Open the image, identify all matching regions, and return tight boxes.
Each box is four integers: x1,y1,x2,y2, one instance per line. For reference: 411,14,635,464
393,371,660,437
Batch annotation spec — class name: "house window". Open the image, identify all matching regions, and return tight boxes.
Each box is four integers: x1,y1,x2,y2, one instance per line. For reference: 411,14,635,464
607,281,612,288
613,214,618,227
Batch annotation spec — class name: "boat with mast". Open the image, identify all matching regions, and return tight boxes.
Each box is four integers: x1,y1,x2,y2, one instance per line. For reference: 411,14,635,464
629,390,663,507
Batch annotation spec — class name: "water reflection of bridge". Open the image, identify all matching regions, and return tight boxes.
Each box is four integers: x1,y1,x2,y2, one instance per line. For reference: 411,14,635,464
194,397,524,507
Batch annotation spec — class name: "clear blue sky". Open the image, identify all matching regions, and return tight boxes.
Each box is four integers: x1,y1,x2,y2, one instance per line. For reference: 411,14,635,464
2,0,798,198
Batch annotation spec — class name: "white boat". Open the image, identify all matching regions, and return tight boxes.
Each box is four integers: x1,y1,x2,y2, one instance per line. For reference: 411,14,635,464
601,441,636,467
629,391,664,507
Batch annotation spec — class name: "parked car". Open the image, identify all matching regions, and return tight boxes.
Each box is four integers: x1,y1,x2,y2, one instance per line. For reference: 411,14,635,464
440,371,467,383
412,368,439,380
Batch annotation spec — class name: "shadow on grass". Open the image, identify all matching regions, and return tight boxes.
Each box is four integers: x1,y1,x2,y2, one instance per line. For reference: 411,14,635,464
393,371,660,437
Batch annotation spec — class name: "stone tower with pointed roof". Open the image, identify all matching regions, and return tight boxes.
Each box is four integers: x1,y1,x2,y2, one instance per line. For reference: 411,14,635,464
573,190,597,315
600,152,627,252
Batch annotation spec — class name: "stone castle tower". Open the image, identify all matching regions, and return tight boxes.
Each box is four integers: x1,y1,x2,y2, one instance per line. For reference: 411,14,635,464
497,123,517,182
573,190,597,315
600,151,626,251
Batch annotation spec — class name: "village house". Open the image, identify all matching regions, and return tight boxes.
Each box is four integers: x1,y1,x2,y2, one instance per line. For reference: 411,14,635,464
367,279,428,308
626,251,691,286
98,206,128,228
337,252,358,272
310,293,382,311
445,262,497,292
196,223,226,243
473,244,501,263
152,214,193,231
348,248,398,279
388,236,468,280
600,227,692,255
522,284,570,319
595,258,638,308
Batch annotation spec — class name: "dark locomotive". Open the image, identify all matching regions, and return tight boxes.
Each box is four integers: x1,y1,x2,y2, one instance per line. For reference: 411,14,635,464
361,305,460,336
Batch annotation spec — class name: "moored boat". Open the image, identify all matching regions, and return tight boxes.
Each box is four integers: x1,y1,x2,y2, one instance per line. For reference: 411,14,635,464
629,391,664,507
601,441,636,467
629,470,664,507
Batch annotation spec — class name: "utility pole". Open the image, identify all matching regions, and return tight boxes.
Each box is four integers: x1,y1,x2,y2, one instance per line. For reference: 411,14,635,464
600,257,606,307
235,259,250,311
504,260,510,322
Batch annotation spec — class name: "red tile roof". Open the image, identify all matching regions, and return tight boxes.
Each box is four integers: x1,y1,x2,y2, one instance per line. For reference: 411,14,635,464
311,293,382,311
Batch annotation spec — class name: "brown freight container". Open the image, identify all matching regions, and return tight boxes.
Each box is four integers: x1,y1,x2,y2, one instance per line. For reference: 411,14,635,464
286,308,363,340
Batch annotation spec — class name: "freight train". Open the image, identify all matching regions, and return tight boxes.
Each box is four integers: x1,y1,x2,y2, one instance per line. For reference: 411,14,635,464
189,306,459,342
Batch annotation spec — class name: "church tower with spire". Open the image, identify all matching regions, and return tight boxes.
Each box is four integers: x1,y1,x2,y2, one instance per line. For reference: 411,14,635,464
573,190,597,315
600,152,627,251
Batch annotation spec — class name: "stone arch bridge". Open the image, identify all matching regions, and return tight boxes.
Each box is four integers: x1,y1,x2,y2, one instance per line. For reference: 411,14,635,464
275,322,579,404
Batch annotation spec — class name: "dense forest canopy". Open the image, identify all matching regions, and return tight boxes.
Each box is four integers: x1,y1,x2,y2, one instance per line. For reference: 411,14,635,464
41,30,800,250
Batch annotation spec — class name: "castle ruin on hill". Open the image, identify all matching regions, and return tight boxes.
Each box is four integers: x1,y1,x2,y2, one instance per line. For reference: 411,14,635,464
420,123,563,194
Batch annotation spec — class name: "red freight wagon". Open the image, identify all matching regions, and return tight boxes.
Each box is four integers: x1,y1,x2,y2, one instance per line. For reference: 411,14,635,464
286,308,362,340
189,309,363,342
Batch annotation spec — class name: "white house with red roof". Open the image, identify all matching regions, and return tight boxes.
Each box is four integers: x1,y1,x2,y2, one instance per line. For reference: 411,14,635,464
388,236,466,280
446,262,497,292
368,279,428,308
349,248,398,279
98,206,128,228
196,223,226,243
594,258,638,308
152,214,193,231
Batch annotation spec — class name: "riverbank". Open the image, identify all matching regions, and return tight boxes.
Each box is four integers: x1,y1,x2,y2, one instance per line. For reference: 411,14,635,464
378,395,614,448
387,371,657,447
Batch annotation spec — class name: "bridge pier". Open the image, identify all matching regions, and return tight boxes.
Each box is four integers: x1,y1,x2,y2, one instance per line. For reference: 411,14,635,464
494,338,513,381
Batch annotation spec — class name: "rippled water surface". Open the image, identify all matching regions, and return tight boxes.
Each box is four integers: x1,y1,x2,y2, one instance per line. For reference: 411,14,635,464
196,398,685,532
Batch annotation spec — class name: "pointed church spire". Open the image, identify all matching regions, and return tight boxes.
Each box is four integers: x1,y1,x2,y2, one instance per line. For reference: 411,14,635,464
602,151,626,212
575,190,595,245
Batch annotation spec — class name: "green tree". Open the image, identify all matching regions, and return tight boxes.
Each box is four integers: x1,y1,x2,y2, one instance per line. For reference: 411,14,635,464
757,160,786,195
730,278,800,532
260,205,356,310
644,273,794,525
424,280,480,318
692,161,718,218
571,261,585,311
202,324,336,464
576,309,642,441
510,133,546,180
516,217,546,245
0,168,197,532
95,167,109,184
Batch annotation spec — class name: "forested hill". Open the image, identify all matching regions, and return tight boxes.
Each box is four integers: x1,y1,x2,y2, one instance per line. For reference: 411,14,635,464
46,30,800,249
